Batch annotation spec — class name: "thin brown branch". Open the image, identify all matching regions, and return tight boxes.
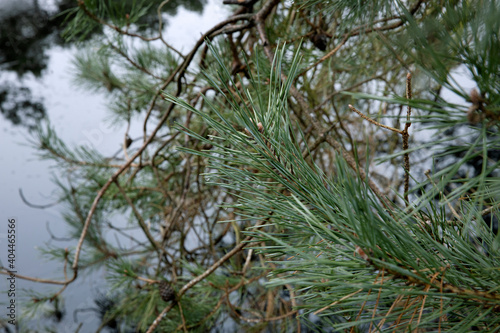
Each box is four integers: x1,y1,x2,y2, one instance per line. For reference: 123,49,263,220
109,43,165,81
0,269,68,285
157,0,185,58
417,271,440,328
481,202,500,216
377,293,406,331
114,180,162,253
39,141,139,168
340,0,424,39
314,289,364,315
301,123,335,159
223,0,258,6
349,104,404,134
77,0,161,42
177,301,188,333
403,72,412,205
298,34,348,76
369,269,385,333
383,261,500,303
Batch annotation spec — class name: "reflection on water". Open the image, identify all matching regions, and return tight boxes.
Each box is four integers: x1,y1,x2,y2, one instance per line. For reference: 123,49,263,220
0,0,68,77
0,85,44,130
0,0,68,129
0,0,207,130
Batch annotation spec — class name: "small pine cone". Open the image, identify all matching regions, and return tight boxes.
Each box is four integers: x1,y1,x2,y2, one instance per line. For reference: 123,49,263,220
467,89,485,124
310,32,328,51
158,281,176,302
470,88,484,105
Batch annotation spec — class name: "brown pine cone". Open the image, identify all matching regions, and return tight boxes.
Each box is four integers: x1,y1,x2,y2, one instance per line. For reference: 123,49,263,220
310,32,328,51
158,280,176,302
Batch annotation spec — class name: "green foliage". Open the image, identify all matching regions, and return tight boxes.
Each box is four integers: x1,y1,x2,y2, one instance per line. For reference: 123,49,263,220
17,0,500,331
169,43,500,330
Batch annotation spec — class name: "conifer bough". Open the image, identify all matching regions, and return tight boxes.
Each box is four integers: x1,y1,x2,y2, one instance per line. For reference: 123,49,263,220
9,0,499,331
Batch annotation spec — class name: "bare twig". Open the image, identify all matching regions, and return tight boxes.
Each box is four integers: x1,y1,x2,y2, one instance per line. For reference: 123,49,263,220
157,0,185,58
19,189,61,209
339,0,424,39
481,202,500,216
109,42,165,81
223,0,257,6
314,289,364,315
348,104,404,134
298,34,348,76
403,72,412,205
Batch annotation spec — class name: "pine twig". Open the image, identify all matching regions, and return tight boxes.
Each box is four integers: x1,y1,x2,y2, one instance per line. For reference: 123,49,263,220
348,104,404,134
77,0,161,42
114,180,162,254
403,72,412,206
348,72,413,206
298,34,349,76
314,289,364,315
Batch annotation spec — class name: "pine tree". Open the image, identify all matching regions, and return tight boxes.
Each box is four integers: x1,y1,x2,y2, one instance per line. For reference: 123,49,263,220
13,0,499,331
